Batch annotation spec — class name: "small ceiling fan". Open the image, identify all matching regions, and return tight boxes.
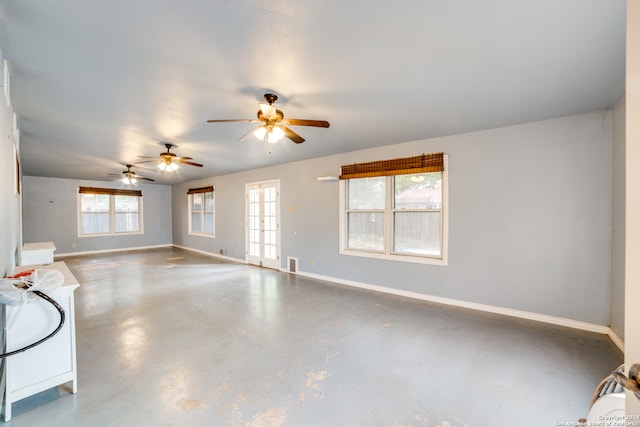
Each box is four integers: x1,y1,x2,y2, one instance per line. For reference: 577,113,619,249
137,143,203,171
207,93,330,144
108,164,155,184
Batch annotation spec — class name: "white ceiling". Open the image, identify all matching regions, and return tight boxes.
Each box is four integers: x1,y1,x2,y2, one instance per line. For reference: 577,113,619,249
0,1,626,185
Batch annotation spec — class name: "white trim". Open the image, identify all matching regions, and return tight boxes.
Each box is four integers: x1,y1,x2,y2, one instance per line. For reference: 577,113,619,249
245,180,281,269
340,248,447,266
187,189,215,238
172,244,247,264
54,244,171,258
339,155,448,266
295,269,611,335
3,59,10,107
77,191,143,236
55,242,621,347
608,328,625,353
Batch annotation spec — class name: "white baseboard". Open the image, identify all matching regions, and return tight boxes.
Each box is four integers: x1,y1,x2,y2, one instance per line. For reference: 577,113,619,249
607,328,625,353
61,244,620,347
172,244,247,264
295,270,612,336
55,244,172,258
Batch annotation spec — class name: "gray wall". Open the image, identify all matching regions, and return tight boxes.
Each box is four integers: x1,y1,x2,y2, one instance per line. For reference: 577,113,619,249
610,96,626,338
173,111,613,326
0,58,21,278
22,177,173,254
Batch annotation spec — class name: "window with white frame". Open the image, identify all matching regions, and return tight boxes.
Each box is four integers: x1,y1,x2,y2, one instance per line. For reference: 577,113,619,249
78,187,142,236
188,186,215,237
339,153,447,265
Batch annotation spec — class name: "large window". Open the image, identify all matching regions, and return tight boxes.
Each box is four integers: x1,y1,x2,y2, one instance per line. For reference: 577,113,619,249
188,186,215,237
78,187,142,236
340,153,447,265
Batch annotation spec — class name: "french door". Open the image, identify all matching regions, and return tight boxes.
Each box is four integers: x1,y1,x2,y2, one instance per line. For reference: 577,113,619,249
245,180,280,269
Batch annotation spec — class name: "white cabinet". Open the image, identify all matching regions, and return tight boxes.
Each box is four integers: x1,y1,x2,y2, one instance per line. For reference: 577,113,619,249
20,242,56,266
2,261,79,421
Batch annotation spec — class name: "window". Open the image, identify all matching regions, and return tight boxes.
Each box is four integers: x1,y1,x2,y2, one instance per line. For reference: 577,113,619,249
339,153,448,265
78,187,142,236
188,186,215,237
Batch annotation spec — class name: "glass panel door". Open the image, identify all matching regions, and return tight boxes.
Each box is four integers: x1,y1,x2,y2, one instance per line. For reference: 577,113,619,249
246,181,280,269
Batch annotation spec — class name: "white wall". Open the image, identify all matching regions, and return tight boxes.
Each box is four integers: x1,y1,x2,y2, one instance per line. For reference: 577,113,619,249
22,176,173,255
173,111,613,327
0,56,21,277
610,95,625,341
625,0,640,415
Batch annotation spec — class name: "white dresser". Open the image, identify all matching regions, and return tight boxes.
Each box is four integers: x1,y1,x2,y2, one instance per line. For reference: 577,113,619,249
2,261,79,421
20,242,56,266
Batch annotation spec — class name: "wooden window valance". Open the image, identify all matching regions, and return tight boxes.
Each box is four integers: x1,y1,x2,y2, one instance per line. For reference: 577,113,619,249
187,186,214,194
79,187,142,197
339,152,444,180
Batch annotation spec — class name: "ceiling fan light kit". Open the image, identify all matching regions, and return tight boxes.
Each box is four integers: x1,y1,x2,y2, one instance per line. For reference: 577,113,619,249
254,125,285,143
207,93,330,144
158,161,179,172
108,164,155,184
136,143,203,173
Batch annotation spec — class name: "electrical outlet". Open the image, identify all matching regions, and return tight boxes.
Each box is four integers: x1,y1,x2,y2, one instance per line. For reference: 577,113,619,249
310,259,315,266
71,243,77,249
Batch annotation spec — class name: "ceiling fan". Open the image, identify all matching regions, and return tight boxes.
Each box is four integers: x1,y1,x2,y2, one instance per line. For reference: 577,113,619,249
137,143,203,171
207,93,330,144
108,164,155,184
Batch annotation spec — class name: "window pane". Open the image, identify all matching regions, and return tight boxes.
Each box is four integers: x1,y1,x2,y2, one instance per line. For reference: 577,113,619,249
348,177,386,209
115,195,138,212
394,211,441,256
394,173,442,209
204,191,214,211
82,213,110,234
115,213,140,232
191,213,202,233
81,194,109,213
203,213,214,234
347,212,384,251
192,193,202,212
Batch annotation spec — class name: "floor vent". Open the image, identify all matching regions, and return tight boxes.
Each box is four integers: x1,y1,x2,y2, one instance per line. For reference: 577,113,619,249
287,257,298,274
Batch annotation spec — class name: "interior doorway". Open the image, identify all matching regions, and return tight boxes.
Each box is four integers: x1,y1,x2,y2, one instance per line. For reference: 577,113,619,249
245,180,280,269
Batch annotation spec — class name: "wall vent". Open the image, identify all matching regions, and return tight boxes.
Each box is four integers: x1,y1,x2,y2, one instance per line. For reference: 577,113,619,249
287,257,298,274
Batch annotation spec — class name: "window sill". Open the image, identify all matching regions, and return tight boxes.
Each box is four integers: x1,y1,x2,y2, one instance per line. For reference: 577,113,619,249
79,231,143,238
340,249,447,266
188,233,215,239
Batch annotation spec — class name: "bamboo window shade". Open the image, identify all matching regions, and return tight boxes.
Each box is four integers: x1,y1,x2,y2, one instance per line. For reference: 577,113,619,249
187,186,214,194
339,152,444,180
78,186,142,197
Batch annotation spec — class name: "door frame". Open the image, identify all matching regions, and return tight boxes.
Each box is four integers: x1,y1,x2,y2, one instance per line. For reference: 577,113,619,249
245,179,281,269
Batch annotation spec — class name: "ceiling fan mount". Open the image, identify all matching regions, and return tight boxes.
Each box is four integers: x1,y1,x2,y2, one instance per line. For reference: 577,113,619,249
263,93,278,105
161,143,178,158
207,92,330,144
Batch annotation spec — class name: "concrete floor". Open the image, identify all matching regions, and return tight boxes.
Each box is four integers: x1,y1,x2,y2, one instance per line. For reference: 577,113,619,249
4,247,622,426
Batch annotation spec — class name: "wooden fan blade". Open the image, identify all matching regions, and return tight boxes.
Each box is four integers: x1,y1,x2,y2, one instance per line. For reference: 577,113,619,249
137,176,155,182
206,119,257,123
137,155,158,159
175,156,193,160
282,126,305,144
134,160,157,164
285,118,330,128
177,159,203,167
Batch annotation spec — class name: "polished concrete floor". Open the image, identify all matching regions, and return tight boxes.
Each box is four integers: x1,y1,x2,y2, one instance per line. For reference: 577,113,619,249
5,247,622,426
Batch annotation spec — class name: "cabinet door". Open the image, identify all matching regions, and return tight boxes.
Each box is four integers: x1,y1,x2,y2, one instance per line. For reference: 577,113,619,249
6,287,74,391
